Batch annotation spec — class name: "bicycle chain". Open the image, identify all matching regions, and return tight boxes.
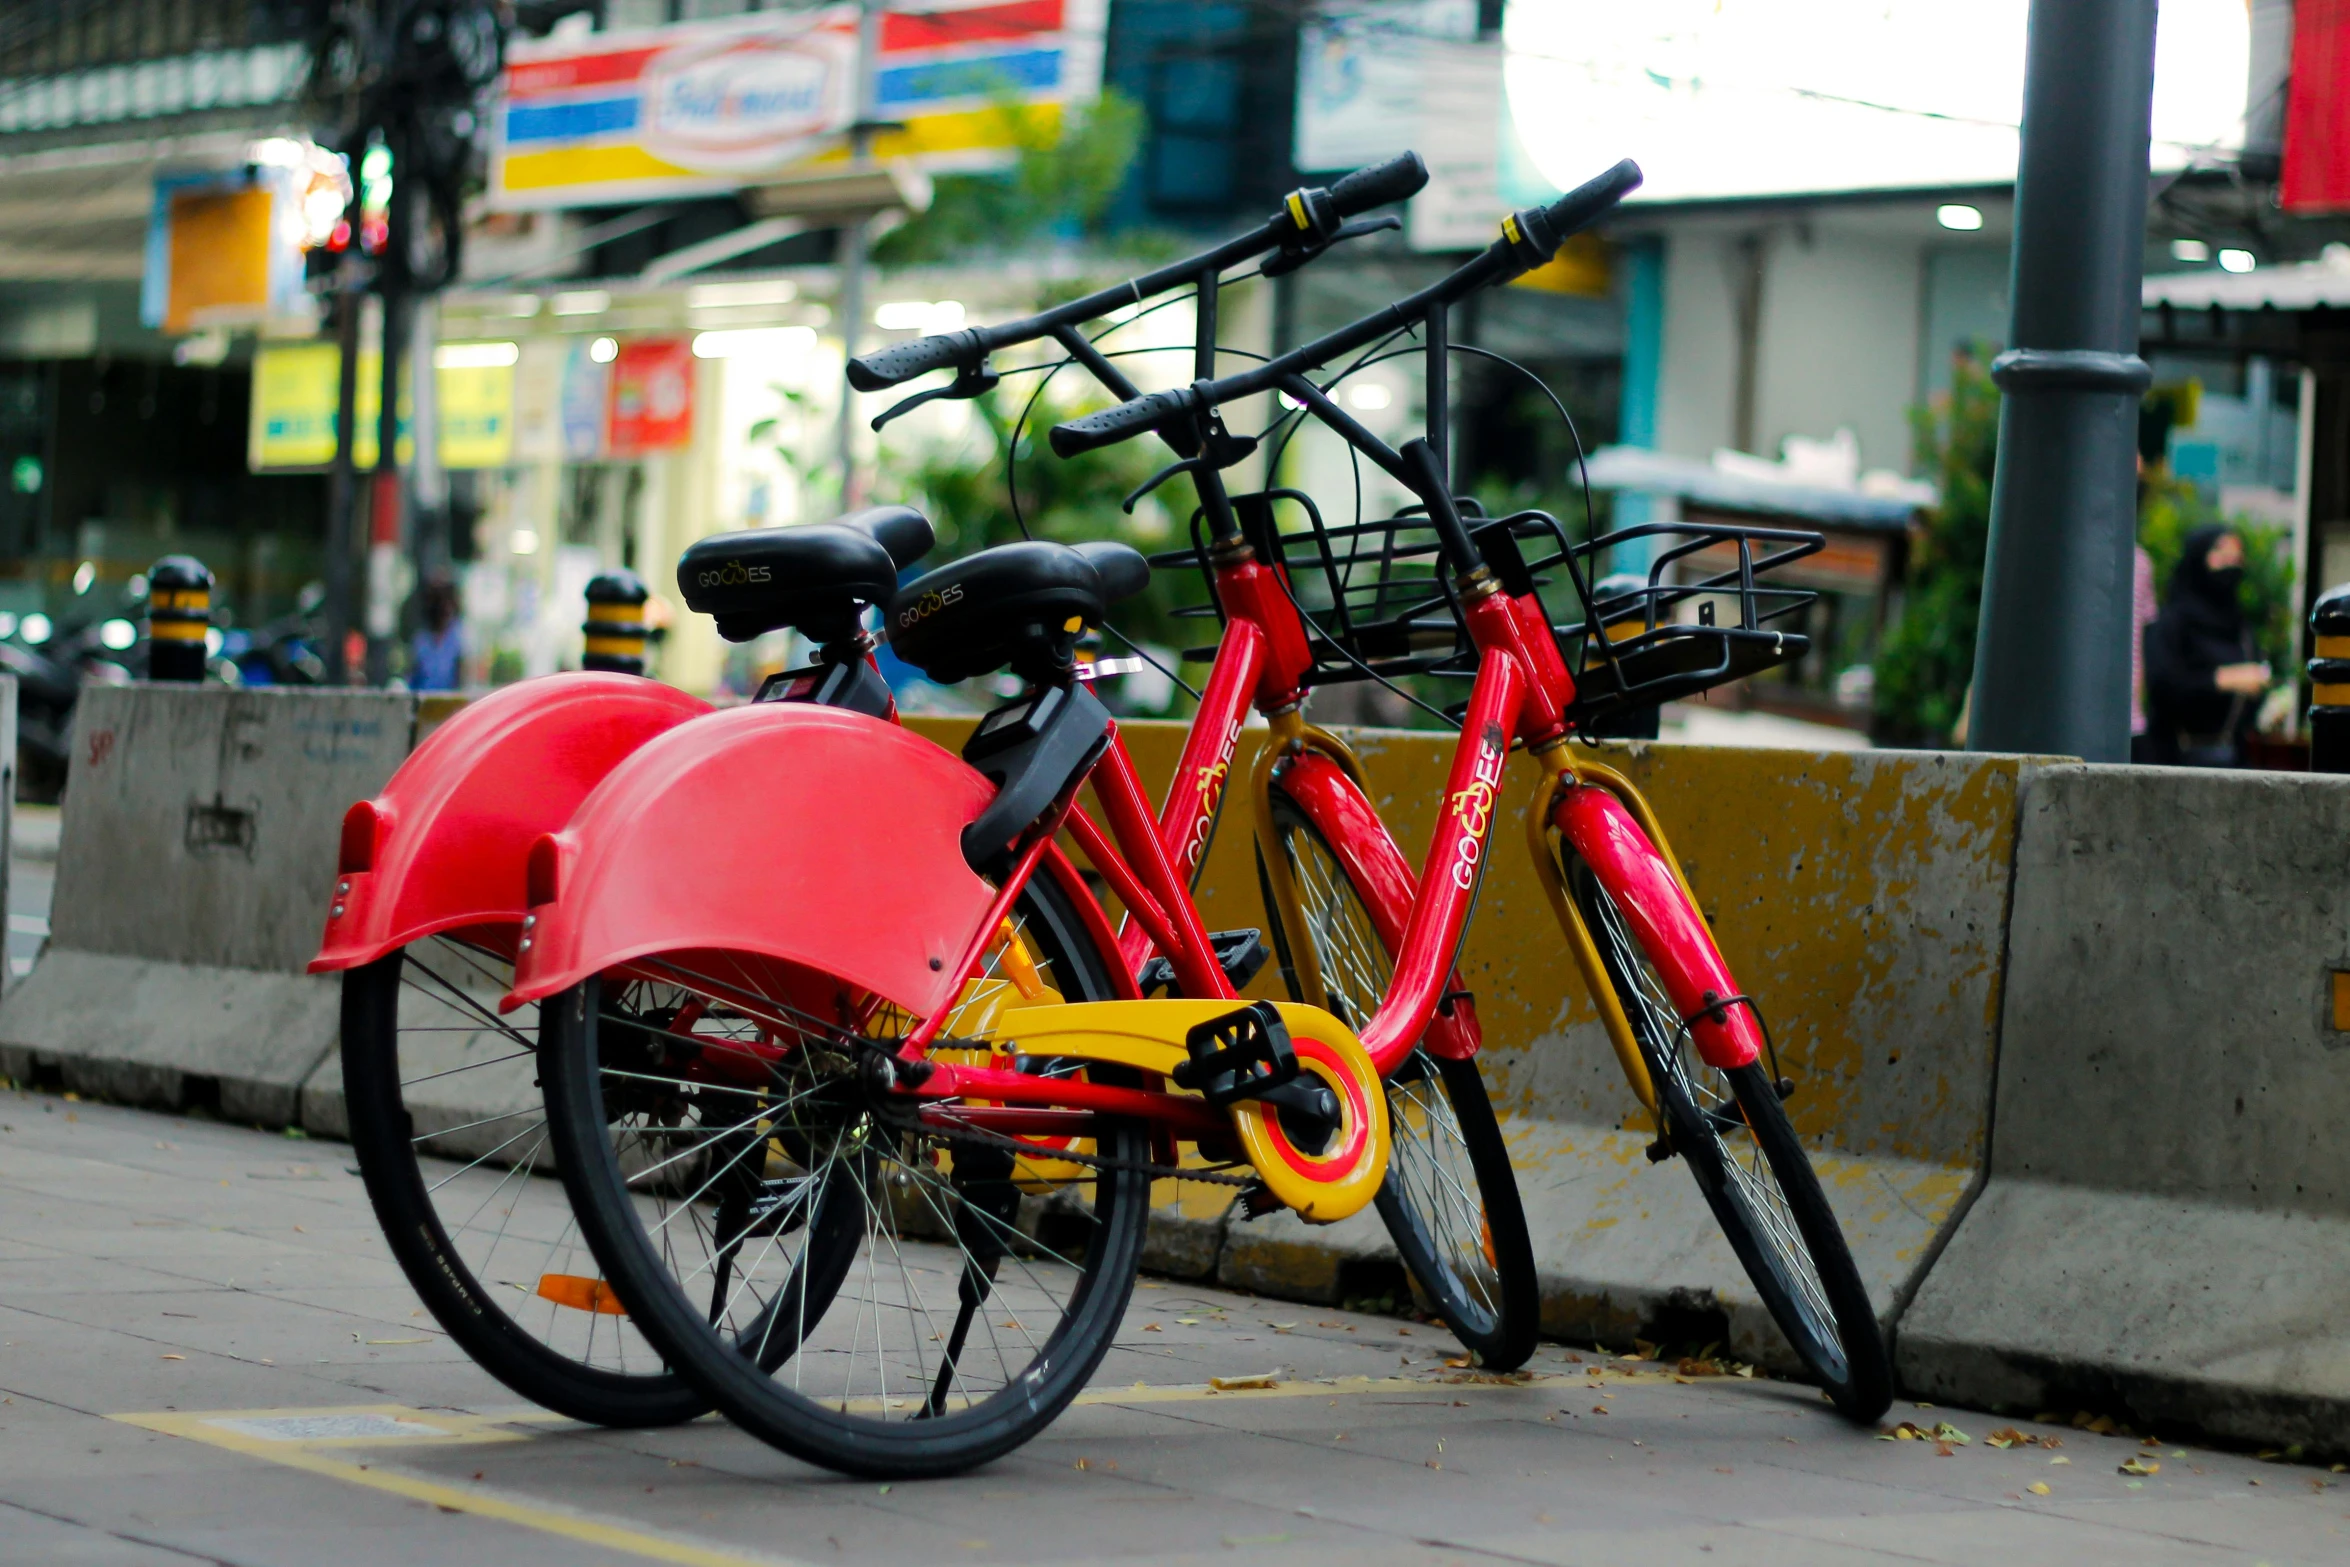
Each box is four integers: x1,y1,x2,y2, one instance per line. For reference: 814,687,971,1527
874,1103,1256,1188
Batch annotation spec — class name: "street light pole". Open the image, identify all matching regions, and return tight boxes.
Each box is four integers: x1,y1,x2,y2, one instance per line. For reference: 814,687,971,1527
1968,0,2157,762
835,0,884,507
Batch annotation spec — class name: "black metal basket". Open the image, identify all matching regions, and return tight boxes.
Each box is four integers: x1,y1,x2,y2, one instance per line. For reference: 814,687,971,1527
1153,491,1824,730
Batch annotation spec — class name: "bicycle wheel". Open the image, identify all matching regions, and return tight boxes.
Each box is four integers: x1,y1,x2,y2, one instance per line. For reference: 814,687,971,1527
540,872,1152,1478
1561,852,1893,1422
1261,788,1538,1371
341,941,703,1426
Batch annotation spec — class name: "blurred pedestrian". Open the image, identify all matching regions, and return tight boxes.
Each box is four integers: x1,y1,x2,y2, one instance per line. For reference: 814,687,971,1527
409,574,465,692
2128,544,2157,762
2144,524,2268,766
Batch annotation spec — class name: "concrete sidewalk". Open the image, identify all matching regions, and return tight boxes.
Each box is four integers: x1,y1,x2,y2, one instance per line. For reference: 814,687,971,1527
1,1090,2345,1565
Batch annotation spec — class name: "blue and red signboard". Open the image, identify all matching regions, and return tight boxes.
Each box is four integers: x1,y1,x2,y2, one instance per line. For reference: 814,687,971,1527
492,0,1105,210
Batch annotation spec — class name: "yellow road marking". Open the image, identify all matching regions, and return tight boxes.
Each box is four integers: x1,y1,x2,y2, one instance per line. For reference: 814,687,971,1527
110,1406,801,1567
111,1372,1665,1564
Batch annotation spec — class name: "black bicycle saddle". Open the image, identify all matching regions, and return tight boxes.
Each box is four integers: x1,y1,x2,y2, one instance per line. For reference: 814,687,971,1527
677,506,934,644
886,539,1148,684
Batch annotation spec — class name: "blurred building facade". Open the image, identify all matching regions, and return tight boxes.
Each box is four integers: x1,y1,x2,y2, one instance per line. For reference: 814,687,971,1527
0,0,2332,712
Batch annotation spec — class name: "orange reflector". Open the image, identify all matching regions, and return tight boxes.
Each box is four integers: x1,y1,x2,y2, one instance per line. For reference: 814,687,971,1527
995,918,1047,1000
2333,972,2350,1033
537,1274,627,1315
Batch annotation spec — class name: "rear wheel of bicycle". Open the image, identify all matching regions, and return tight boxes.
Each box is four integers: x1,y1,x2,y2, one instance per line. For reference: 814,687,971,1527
340,941,703,1426
541,873,1152,1478
1562,852,1893,1423
1261,789,1538,1371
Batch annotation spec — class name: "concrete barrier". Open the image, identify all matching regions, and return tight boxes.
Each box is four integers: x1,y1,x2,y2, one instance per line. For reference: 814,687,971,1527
912,717,2022,1366
0,684,415,1124
1897,764,2350,1447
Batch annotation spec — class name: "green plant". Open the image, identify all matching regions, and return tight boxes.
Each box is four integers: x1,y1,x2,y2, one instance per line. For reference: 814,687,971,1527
1873,347,1999,745
2137,467,2294,671
746,382,838,520
874,91,1148,265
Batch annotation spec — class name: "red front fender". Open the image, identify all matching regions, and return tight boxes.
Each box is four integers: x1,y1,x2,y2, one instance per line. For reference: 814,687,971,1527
1551,783,1761,1071
506,703,997,1019
309,674,711,972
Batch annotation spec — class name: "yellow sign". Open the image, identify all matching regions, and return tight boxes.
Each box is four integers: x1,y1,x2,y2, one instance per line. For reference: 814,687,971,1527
436,362,515,469
166,186,273,334
248,344,424,472
1510,231,1611,299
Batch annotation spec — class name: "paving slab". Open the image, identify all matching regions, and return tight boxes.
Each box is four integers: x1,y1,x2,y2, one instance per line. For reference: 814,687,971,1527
2,1088,2345,1567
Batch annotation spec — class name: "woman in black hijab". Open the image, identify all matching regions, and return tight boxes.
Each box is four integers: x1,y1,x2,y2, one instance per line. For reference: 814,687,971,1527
2144,523,2270,766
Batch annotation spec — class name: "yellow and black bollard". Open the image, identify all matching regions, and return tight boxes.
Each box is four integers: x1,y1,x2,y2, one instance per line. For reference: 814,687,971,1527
146,554,212,683
2309,583,2350,774
582,569,651,676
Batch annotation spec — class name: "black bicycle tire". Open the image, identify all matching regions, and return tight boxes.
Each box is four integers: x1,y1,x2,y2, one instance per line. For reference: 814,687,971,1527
1565,859,1893,1422
1260,789,1539,1371
340,950,705,1427
540,873,1152,1477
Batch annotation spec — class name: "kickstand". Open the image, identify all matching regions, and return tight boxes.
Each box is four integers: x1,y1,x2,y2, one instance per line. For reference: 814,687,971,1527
919,1145,1021,1419
922,1253,1002,1418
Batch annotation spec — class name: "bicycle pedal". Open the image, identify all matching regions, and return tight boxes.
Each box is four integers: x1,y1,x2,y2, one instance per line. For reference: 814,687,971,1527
1170,1000,1300,1108
1235,1180,1282,1221
1137,928,1270,998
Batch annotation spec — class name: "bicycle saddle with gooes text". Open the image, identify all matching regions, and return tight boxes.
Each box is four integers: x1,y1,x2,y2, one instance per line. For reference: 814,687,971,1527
886,539,1148,685
677,505,934,644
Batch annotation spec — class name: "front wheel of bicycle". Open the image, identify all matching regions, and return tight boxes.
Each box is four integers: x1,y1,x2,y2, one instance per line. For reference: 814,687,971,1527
540,873,1153,1478
1563,852,1893,1423
1261,787,1538,1371
340,942,704,1427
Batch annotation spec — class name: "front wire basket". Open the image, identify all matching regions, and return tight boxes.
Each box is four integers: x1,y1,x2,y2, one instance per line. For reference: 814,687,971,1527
1152,494,1825,730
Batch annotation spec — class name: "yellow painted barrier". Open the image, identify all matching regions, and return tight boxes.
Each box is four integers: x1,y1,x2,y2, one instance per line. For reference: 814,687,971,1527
907,716,2025,1365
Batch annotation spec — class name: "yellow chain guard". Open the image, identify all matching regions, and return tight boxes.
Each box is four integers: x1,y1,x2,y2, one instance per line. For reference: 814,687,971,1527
976,999,1390,1223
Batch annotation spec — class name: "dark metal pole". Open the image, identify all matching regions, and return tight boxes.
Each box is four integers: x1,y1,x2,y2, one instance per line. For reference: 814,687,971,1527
1969,0,2157,762
323,269,363,686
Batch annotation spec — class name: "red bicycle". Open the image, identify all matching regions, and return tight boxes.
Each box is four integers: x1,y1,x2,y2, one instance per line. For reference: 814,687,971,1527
307,155,1430,1428
521,157,1892,1477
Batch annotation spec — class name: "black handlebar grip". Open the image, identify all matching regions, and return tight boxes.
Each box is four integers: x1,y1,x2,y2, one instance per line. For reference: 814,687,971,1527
846,328,985,392
1049,387,1200,459
1536,158,1643,246
1328,151,1429,216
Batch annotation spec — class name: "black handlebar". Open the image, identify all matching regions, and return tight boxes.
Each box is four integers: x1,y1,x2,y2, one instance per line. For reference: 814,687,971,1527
1327,150,1427,217
845,327,989,392
1504,158,1644,273
1049,386,1200,460
844,152,1434,400
1048,158,1644,462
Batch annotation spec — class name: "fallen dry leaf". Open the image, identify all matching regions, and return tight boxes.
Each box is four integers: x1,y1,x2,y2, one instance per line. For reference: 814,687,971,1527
159,1354,184,1361
1141,1323,1162,1332
1444,1357,1470,1369
1676,1358,1722,1377
2118,1456,2160,1476
2027,1481,2051,1496
1208,1372,1278,1392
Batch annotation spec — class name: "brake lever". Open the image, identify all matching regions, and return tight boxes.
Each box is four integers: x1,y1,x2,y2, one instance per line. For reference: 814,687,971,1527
1260,213,1403,279
1118,425,1259,513
870,363,1000,430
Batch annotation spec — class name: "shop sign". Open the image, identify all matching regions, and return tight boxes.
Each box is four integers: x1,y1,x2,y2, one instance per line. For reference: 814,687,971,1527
606,337,695,456
490,0,1106,209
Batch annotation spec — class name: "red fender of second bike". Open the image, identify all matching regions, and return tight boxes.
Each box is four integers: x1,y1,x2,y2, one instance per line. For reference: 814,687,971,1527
1550,783,1762,1071
1276,751,1481,1068
308,673,712,973
505,702,998,1020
